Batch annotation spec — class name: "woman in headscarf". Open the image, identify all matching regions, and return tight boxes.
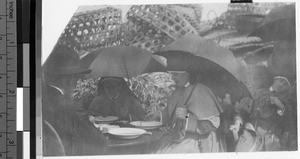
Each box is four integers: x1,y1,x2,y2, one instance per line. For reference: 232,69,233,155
87,77,146,121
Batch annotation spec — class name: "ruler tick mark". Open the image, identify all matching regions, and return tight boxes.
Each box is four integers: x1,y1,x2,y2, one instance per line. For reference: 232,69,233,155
2,1,18,158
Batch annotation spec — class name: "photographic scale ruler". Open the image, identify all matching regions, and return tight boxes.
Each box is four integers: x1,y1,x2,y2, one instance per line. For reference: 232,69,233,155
0,0,17,158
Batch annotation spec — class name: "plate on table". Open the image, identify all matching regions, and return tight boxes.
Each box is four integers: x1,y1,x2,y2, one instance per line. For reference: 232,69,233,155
108,128,147,139
94,124,119,133
130,121,163,130
91,116,119,124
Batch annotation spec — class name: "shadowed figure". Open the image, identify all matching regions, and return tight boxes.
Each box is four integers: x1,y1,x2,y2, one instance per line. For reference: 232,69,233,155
87,77,146,121
42,45,107,156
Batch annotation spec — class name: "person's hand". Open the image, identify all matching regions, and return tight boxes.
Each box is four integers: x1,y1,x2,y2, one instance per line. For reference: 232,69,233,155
223,93,232,106
145,110,161,121
175,107,187,120
88,115,95,124
218,93,232,106
270,97,284,109
230,121,241,142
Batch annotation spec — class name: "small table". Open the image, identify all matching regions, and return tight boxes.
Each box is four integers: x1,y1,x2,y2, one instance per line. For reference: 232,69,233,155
106,129,165,155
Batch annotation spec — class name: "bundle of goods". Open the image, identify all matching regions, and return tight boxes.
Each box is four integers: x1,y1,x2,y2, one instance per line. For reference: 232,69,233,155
57,7,123,57
129,73,175,112
222,3,286,31
202,28,271,61
230,41,274,64
72,78,99,108
123,5,200,52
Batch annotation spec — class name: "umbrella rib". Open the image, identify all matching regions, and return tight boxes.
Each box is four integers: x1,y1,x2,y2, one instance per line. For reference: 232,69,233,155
122,54,130,79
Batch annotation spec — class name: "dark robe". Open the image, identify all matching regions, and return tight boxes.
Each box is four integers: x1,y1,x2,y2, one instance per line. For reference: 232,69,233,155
42,83,107,156
88,93,146,121
153,83,226,153
235,88,291,151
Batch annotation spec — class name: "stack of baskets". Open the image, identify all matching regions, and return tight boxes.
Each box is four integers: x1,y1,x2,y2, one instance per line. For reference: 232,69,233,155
123,5,200,52
57,5,203,55
57,7,123,57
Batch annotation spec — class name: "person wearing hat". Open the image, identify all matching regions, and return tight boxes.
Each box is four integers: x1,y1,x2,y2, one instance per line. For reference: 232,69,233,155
149,70,225,153
231,76,293,151
42,45,107,156
87,77,147,122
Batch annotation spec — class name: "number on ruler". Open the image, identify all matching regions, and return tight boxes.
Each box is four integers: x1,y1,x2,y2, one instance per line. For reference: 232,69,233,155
8,139,14,144
0,95,2,98
0,114,2,118
8,89,14,94
0,133,2,137
0,36,2,40
0,56,2,59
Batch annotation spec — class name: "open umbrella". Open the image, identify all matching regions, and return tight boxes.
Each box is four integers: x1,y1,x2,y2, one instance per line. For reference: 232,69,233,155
155,34,251,102
249,3,295,42
84,46,166,79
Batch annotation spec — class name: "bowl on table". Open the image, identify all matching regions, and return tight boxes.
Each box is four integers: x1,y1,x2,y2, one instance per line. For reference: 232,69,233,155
108,128,148,139
89,115,119,124
130,121,163,130
94,124,120,133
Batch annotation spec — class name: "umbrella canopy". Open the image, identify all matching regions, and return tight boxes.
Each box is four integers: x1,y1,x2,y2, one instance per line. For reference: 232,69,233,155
267,40,296,83
157,34,247,82
85,46,167,79
155,34,251,102
249,3,295,42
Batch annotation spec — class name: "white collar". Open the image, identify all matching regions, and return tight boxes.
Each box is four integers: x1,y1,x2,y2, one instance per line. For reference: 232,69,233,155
49,85,64,95
184,82,191,88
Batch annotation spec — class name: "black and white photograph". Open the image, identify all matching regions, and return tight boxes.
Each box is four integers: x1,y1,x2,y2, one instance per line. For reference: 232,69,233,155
41,0,297,158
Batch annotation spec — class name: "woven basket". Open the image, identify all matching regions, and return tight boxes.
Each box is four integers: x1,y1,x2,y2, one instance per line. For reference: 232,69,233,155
58,7,123,56
123,5,199,52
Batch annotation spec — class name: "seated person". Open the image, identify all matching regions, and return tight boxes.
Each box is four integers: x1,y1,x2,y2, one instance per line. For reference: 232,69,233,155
88,77,146,121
